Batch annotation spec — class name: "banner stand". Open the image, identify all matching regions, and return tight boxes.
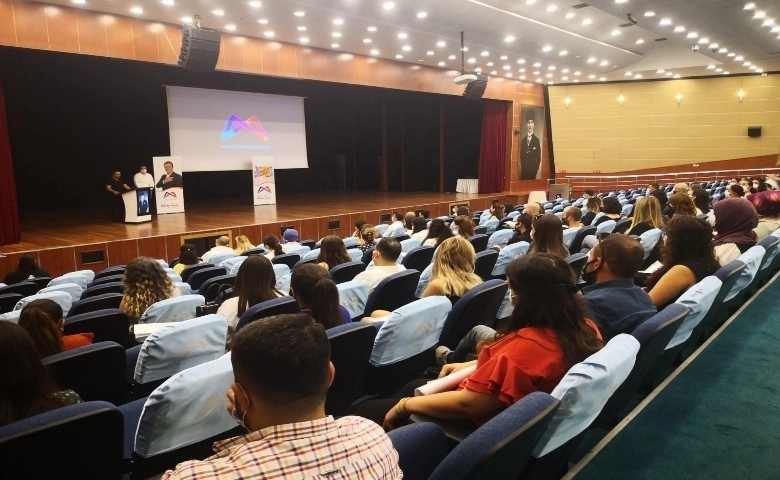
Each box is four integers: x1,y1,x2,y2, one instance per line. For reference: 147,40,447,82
153,156,185,214
252,156,276,206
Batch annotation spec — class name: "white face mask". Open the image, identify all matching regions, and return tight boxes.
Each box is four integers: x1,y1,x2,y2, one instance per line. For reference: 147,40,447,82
230,384,251,431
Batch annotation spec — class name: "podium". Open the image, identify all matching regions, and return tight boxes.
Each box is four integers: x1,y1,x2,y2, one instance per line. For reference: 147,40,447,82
122,188,153,223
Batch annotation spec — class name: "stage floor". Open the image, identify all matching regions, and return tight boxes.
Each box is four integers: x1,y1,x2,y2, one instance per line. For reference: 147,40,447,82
3,190,495,254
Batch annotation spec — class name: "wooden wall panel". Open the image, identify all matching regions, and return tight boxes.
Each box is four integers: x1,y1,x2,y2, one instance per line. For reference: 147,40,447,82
299,218,320,243
107,239,139,266
44,6,79,54
157,24,180,65
0,1,16,47
137,236,168,262
74,11,108,56
243,40,263,75
221,36,245,73
165,235,183,262
38,247,77,278
13,2,48,51
238,225,263,247
105,15,135,59
131,21,159,63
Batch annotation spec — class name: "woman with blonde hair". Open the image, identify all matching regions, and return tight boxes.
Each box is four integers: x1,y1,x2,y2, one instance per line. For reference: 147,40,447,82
627,196,665,236
358,224,378,254
453,215,476,238
233,235,255,255
119,256,181,324
422,236,482,303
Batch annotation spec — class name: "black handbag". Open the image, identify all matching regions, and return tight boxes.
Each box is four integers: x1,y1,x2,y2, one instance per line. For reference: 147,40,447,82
197,285,233,317
196,303,220,317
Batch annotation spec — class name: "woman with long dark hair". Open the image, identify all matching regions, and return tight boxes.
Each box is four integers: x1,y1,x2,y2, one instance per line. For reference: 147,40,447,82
290,264,347,329
218,255,285,330
529,214,569,259
317,235,352,270
18,299,93,358
2,254,49,285
263,235,285,260
173,243,200,275
422,218,454,248
453,215,476,238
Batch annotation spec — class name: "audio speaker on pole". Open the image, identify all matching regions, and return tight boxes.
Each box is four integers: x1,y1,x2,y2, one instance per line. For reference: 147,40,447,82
748,126,762,138
463,74,488,99
178,27,221,72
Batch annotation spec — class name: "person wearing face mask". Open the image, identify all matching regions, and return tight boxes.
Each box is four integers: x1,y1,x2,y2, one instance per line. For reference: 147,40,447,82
162,313,402,480
133,164,156,214
580,235,656,341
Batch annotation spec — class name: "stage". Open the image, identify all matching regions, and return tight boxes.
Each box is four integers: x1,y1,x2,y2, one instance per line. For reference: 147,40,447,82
0,190,502,279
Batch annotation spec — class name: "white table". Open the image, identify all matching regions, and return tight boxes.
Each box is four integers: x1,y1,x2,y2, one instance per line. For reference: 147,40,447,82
456,178,479,194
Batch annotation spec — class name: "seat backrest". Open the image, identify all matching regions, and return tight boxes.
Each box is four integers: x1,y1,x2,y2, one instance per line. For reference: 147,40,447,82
63,308,132,348
438,279,508,350
0,401,125,479
430,392,561,480
187,267,228,290
568,226,597,255
337,280,371,321
613,218,632,235
49,270,94,289
620,204,634,216
483,219,500,235
0,293,23,314
271,253,301,269
759,234,780,271
134,314,228,384
401,245,435,273
14,290,73,316
487,230,515,249
38,282,84,303
725,245,765,301
491,241,530,277
66,292,124,318
325,323,379,416
43,341,128,405
173,282,193,295
206,253,236,267
468,234,490,253
364,269,421,315
531,334,640,458
94,265,126,280
88,274,125,288
235,296,301,331
415,263,434,298
330,260,367,284
138,294,205,325
179,263,213,282
197,274,236,300
596,219,616,235
132,353,236,458
668,276,722,349
565,253,588,280
638,228,663,260
220,256,246,274
301,248,321,262
400,237,422,253
389,423,449,480
347,249,365,262
286,245,311,257
0,281,41,298
562,228,578,250
80,282,124,300
371,296,452,366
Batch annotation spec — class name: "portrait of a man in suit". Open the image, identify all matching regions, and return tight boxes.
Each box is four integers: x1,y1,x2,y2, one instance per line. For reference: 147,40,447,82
520,116,542,180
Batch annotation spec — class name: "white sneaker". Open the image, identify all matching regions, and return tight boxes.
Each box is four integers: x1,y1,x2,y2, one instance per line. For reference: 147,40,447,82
435,346,452,367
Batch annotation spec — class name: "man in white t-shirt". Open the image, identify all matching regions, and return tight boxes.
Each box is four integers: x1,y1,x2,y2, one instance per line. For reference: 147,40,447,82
202,236,234,262
383,213,406,237
353,238,405,292
562,206,583,231
133,165,155,189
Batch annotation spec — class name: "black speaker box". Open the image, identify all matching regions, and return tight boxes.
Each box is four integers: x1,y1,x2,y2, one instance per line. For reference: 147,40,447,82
463,74,488,99
748,126,762,138
178,27,221,72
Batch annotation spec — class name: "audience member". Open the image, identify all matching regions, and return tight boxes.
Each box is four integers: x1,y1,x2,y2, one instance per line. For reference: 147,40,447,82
456,206,470,216
120,256,181,324
488,202,505,221
353,238,405,292
583,189,595,199
410,217,428,242
373,254,602,430
580,235,657,340
453,215,476,238
692,189,711,215
201,236,234,263
523,202,544,217
289,264,348,328
317,235,351,270
529,214,569,259
357,225,378,254
593,197,624,226
667,193,697,217
2,254,50,285
650,188,669,212
627,196,664,236
173,244,200,275
562,207,584,230
403,212,416,236
162,314,401,480
506,213,533,246
18,299,93,358
421,237,482,303
422,218,454,248
263,235,284,260
747,190,780,217
0,322,83,427
383,213,405,237
726,184,746,198
218,255,286,332
645,216,720,309
233,235,255,255
712,198,759,265
352,220,366,238
281,229,302,253
581,197,602,226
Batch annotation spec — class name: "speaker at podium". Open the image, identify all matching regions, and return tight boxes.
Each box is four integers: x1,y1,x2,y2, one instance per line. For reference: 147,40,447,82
122,188,153,223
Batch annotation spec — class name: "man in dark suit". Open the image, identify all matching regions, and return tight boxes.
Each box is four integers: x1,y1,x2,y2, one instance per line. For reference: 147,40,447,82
156,161,183,190
520,119,542,180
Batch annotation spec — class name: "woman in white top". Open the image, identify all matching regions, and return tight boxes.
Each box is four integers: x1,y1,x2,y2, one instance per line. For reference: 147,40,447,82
218,255,285,333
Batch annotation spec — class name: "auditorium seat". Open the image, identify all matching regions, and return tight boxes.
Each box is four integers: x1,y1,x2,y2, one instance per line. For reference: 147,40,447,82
179,263,213,283
491,241,530,279
138,294,205,325
94,265,126,280
0,281,41,298
329,260,367,284
43,341,129,406
14,290,73,317
271,253,300,269
362,269,421,319
67,292,123,318
64,308,133,348
186,266,228,290
37,282,84,303
325,323,378,416
401,245,435,273
474,250,499,282
80,282,124,300
388,423,448,480
235,296,300,332
337,280,370,321
437,279,508,350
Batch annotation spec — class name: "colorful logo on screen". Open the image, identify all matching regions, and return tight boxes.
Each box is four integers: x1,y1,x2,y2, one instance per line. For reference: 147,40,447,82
163,191,178,198
257,185,273,194
221,114,269,141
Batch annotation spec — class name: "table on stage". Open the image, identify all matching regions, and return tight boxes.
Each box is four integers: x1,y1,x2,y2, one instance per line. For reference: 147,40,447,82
456,178,479,194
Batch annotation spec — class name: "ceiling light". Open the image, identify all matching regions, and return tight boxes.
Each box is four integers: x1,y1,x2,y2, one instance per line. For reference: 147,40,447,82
573,79,579,83
625,71,633,76
735,55,744,61
616,0,628,4
588,74,596,79
687,32,698,38
264,31,275,37
248,1,261,7
426,50,434,56
611,29,620,36
467,58,476,64
674,25,686,32
520,75,527,80
635,39,645,44
519,68,526,72
744,2,756,9
559,50,568,56
587,57,596,63
401,45,411,51
753,10,766,19
294,10,305,17
533,70,540,75
722,71,729,75
644,11,655,17
486,62,494,66
257,18,268,24
299,37,309,43
383,2,395,10
367,26,377,32
599,60,608,66
526,0,536,4
600,77,607,81
562,68,569,73
574,71,581,75
436,41,446,47
727,52,736,57
710,43,719,49
656,69,665,74
333,18,343,25
659,18,672,26
506,65,513,70
762,18,775,26
331,43,339,48
462,47,469,52
438,61,445,66
416,11,427,18
716,68,723,72
566,12,575,19
517,59,526,64
673,74,681,78
72,0,86,4
474,67,482,72
582,18,592,25
180,16,192,23
744,61,752,66
634,74,642,79
698,37,709,44
562,76,568,80
397,32,408,39
395,54,403,59
371,49,379,55
481,50,490,56
719,47,728,53
448,55,456,60
707,64,716,69
332,32,342,38
542,45,553,52
130,6,143,14
297,26,307,31
665,72,673,76
500,55,508,60
756,68,764,73
546,73,553,78
224,24,236,31
548,65,556,70
772,26,780,32
212,9,224,16
365,38,374,44
533,62,542,67
161,0,174,5
505,35,515,42
537,77,543,82
546,5,558,12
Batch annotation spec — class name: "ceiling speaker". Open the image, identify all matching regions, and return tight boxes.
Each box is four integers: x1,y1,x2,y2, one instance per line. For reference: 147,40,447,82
178,27,221,72
462,74,488,99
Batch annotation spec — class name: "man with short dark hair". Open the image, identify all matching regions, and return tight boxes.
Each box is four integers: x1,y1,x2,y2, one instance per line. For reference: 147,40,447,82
383,212,406,237
562,207,583,230
162,314,401,479
106,170,132,221
156,161,183,190
581,235,657,340
583,189,595,199
353,237,406,292
520,118,542,180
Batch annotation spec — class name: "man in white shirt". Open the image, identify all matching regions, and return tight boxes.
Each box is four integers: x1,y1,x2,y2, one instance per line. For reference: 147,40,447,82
281,228,302,253
383,213,406,237
133,165,155,189
562,206,583,231
202,236,234,262
353,238,405,292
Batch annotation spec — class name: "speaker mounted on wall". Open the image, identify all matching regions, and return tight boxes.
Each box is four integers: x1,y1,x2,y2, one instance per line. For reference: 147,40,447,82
463,74,489,100
747,126,762,138
178,26,221,72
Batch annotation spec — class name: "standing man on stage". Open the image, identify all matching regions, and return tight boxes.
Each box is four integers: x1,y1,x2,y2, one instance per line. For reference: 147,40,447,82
520,118,542,180
134,164,156,214
156,161,183,190
106,170,132,222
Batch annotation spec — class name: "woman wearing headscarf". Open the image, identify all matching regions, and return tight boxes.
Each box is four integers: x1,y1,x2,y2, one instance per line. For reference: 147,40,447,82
712,198,759,266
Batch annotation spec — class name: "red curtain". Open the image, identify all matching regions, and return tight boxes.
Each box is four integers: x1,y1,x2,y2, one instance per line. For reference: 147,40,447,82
0,76,20,245
478,100,509,194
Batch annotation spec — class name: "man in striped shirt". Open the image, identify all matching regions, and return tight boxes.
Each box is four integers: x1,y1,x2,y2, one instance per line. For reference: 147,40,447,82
163,314,402,480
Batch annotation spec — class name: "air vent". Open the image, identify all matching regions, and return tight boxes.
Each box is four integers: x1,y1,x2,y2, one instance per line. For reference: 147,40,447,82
572,3,590,8
655,37,668,41
327,220,340,230
80,251,105,264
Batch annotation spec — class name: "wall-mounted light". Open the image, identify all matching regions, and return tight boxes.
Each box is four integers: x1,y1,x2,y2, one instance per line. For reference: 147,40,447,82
738,88,745,102
618,94,625,106
564,97,571,108
675,92,683,104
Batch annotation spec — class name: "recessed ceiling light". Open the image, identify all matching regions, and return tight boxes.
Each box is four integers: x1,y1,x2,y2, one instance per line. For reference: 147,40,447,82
462,47,469,52
735,55,744,61
437,61,446,67
635,38,645,44
297,26,307,31
673,74,681,78
520,75,527,80
416,11,427,18
402,45,411,51
181,16,192,23
542,45,553,52
505,65,512,70
257,18,268,24
248,1,261,7
332,32,342,38
743,61,752,66
548,65,556,70
719,47,728,53
546,73,553,77
264,31,275,37
599,60,608,66
332,18,343,25
659,18,672,26
744,2,756,9
383,2,395,10
709,43,719,49
707,64,716,69
526,0,536,4
467,58,476,64
224,24,236,31
625,71,633,76
722,71,729,75
582,18,592,25
546,5,558,12
716,68,723,72
130,6,143,14
537,77,543,82
573,79,579,82
611,29,620,36
370,49,379,55
294,10,305,17
505,35,515,42
161,0,174,5
364,38,373,44
644,11,655,17
331,43,339,48
754,10,766,19
533,62,541,67
481,50,489,56
687,32,698,38
634,74,642,79
698,37,709,44
665,72,673,76
367,26,377,32
562,68,569,73
600,77,606,81
574,71,581,75
615,0,628,4
517,59,526,64
565,12,575,19
395,54,403,59
448,55,456,60
519,68,526,72
500,55,508,60
474,67,482,72
727,52,736,57
674,25,686,32
426,50,434,56
772,25,780,32
397,32,408,39
656,69,665,74
762,18,775,26
533,70,540,75
436,41,446,47
299,37,309,43
562,76,568,80
212,9,224,16
587,57,596,63
559,50,568,56
588,74,596,79
72,0,86,4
